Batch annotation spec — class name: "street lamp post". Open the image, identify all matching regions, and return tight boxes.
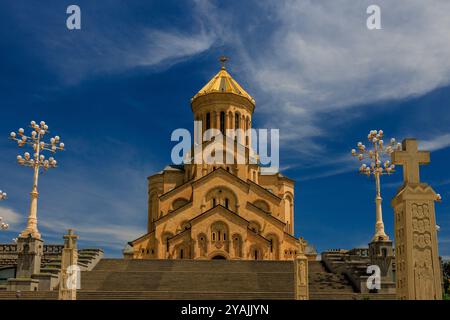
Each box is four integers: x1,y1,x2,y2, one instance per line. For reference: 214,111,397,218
352,130,401,241
0,190,9,230
10,120,64,239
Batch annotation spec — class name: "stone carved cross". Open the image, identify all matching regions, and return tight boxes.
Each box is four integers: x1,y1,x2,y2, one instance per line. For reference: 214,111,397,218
391,139,430,184
63,229,78,249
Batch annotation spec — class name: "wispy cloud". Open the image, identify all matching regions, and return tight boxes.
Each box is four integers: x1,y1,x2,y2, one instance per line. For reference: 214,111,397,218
0,136,153,255
218,0,450,160
0,206,21,228
39,219,144,250
8,1,222,84
421,133,450,152
130,29,216,68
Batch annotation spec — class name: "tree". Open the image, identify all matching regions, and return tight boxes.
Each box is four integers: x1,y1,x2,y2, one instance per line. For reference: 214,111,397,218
442,260,450,295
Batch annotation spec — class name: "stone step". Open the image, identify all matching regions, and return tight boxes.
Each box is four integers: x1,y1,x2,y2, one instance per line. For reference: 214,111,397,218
0,290,395,300
308,261,356,295
77,290,293,300
80,270,294,292
93,259,294,273
0,290,293,300
0,291,58,300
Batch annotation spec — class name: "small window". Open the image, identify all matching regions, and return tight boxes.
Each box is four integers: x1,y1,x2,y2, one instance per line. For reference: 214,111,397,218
206,113,211,130
223,233,226,241
220,111,225,134
180,249,184,259
235,113,240,129
212,233,216,241
225,198,229,209
213,198,216,207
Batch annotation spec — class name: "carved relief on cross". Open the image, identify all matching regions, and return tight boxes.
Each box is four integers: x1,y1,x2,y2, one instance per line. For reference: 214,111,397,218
391,139,430,185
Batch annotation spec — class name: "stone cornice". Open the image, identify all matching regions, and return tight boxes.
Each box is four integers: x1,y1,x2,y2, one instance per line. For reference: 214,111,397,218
167,228,192,243
129,230,155,246
154,201,193,225
245,202,286,228
158,180,192,201
246,227,272,245
391,182,438,207
192,167,250,192
189,205,250,228
191,92,255,114
247,179,282,203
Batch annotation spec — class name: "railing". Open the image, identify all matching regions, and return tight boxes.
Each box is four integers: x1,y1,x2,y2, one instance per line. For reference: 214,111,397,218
43,245,64,254
348,248,369,257
0,244,64,254
0,244,17,253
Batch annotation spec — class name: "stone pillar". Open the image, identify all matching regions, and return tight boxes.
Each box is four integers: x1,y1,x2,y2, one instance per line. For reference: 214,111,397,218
391,139,442,300
58,229,79,300
367,239,396,293
230,112,234,131
225,112,229,131
240,116,244,144
7,235,43,291
215,111,220,130
294,253,309,300
203,113,207,139
15,236,43,278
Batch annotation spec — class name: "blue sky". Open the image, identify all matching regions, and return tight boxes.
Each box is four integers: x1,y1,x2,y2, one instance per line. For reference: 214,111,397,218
0,0,449,258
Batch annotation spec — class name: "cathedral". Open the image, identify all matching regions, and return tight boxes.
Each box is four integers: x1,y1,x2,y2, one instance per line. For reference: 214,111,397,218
126,59,311,261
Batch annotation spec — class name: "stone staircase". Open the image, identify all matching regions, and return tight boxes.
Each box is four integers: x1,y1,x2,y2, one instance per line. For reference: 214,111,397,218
321,250,396,295
0,259,397,300
308,261,395,300
0,291,58,300
309,260,355,299
77,259,295,300
40,248,104,275
0,247,103,290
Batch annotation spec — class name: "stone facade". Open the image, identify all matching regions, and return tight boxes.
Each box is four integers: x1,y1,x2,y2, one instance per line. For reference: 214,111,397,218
128,63,309,261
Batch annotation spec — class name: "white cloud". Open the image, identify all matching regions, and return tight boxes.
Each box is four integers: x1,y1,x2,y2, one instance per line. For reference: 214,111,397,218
39,219,144,250
0,137,153,253
421,134,450,152
130,30,216,68
0,206,22,229
222,0,450,159
243,0,450,109
17,1,222,83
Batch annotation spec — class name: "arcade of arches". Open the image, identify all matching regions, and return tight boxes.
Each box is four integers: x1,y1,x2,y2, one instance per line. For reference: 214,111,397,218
127,62,314,261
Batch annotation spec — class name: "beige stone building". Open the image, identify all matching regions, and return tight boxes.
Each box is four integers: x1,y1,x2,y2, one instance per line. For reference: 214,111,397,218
127,61,310,261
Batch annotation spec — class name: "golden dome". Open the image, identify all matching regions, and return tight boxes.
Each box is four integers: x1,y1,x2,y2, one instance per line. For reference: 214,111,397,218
192,59,255,105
